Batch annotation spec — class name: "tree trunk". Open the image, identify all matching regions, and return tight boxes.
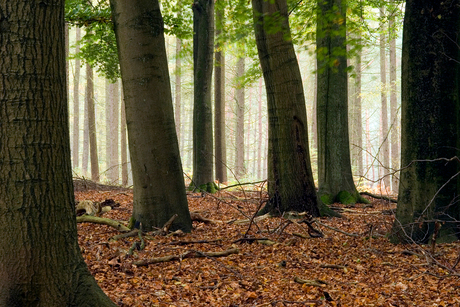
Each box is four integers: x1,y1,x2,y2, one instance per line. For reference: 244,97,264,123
110,0,192,232
252,0,320,217
105,80,119,183
192,0,215,191
235,55,245,178
257,77,263,179
120,92,129,187
316,0,366,205
82,63,90,177
73,27,81,169
0,1,116,305
391,0,460,243
214,3,227,183
389,4,399,192
86,63,100,182
379,7,390,191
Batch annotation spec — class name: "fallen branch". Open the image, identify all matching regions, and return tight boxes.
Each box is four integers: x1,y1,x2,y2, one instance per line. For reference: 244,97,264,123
232,213,271,225
133,248,239,267
320,264,347,270
76,215,130,232
167,239,223,245
190,211,222,224
294,276,328,287
111,228,140,241
360,191,397,203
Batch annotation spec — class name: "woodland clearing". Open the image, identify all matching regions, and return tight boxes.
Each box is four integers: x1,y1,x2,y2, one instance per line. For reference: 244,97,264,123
75,185,460,307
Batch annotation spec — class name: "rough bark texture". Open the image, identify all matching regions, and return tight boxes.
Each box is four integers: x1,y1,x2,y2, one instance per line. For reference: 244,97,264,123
110,0,192,231
252,0,320,217
192,0,215,189
316,0,364,205
214,5,227,183
391,0,460,243
0,1,116,305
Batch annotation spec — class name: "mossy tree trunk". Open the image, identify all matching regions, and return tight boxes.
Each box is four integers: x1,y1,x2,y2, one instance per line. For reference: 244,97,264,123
316,0,366,205
390,0,460,243
192,0,215,191
0,1,116,305
110,0,192,232
252,0,320,217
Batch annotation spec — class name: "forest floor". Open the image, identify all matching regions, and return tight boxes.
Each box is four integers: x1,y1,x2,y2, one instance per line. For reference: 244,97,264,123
75,185,460,307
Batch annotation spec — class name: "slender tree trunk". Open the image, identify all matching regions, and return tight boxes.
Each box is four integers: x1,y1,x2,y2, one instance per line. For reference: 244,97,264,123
120,90,128,187
252,0,321,216
391,0,460,243
0,1,116,305
379,7,390,190
214,3,227,183
86,63,99,182
389,5,399,192
316,0,366,205
175,37,181,145
235,55,245,177
257,77,263,179
82,63,90,177
105,80,119,183
111,0,192,231
73,27,81,170
192,0,215,190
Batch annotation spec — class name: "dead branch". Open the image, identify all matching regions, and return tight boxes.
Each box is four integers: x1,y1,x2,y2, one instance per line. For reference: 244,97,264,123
360,191,397,203
294,276,328,287
320,264,347,269
133,248,239,267
232,212,271,225
76,215,130,232
167,239,223,245
110,228,140,241
232,237,268,244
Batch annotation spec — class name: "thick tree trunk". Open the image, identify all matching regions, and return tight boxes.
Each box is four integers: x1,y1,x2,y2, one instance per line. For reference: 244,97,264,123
73,27,81,169
111,0,192,232
192,0,215,190
391,0,460,243
214,4,227,183
252,0,320,217
0,1,116,305
316,0,365,205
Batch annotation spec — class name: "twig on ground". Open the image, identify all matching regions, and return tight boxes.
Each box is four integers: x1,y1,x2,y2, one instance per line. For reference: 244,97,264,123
77,215,130,232
314,219,360,237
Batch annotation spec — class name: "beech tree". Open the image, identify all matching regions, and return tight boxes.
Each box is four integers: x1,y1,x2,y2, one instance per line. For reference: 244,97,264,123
391,0,460,243
252,0,321,217
316,0,367,205
0,1,116,305
110,0,192,231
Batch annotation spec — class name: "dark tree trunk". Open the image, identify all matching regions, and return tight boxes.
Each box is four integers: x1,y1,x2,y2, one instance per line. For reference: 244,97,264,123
111,0,192,232
391,0,460,243
252,0,320,217
214,3,227,183
0,1,116,305
316,0,366,205
192,0,215,190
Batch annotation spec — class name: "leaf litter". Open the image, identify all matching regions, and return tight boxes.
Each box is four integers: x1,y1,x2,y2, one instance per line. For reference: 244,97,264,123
76,189,460,307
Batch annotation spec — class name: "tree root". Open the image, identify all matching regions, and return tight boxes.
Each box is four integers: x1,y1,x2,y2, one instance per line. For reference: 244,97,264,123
76,215,130,232
133,248,239,267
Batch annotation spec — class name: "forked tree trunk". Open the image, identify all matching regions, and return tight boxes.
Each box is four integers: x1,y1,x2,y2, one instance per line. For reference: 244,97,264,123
0,1,116,305
391,0,460,243
252,0,320,217
111,0,192,231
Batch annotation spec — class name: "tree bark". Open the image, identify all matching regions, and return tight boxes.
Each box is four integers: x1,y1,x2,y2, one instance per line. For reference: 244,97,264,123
86,63,100,182
391,0,460,243
316,0,366,205
0,1,116,305
110,0,192,232
379,7,390,190
192,0,215,190
73,27,81,169
105,80,119,183
235,55,245,178
175,37,182,146
120,92,129,187
389,4,399,192
252,0,320,217
214,3,227,183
